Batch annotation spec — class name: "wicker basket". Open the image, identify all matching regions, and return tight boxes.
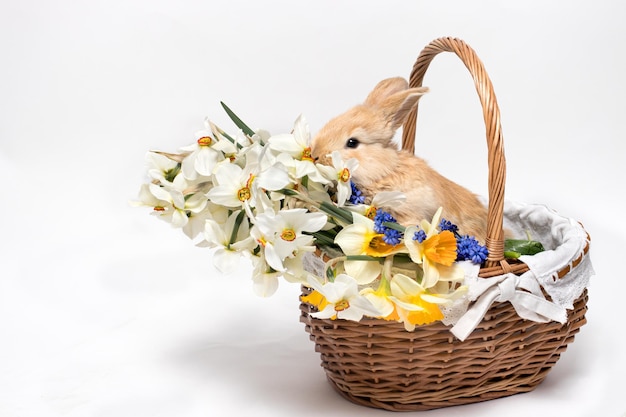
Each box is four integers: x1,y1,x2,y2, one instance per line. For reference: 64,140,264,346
299,37,591,411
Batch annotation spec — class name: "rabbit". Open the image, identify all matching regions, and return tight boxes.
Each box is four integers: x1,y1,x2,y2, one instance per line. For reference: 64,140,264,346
310,76,488,242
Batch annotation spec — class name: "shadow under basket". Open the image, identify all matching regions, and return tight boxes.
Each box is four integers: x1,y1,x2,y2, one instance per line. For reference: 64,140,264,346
298,36,592,411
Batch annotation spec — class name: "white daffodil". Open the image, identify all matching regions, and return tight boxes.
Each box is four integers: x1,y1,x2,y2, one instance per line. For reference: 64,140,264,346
145,151,183,187
267,115,330,184
255,162,292,193
250,253,282,297
134,173,207,228
250,128,271,146
207,157,291,213
249,251,311,297
206,162,257,209
131,183,184,223
180,128,237,180
204,210,257,274
267,114,312,160
273,152,326,183
318,151,359,206
182,207,214,240
250,208,327,272
306,274,381,321
281,252,309,284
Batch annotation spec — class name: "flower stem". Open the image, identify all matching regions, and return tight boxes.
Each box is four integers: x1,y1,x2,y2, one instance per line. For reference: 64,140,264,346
277,188,353,226
311,231,336,247
346,255,382,262
319,201,353,226
383,221,406,233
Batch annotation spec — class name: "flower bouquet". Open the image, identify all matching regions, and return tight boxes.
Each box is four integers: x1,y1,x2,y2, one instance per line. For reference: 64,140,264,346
134,101,508,330
134,37,593,411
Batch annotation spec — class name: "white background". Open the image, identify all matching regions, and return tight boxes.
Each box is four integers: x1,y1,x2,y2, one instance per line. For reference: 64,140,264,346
1,1,625,416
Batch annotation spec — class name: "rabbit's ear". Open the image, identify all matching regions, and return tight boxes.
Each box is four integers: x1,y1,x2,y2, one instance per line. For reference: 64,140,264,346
364,77,410,107
380,87,429,130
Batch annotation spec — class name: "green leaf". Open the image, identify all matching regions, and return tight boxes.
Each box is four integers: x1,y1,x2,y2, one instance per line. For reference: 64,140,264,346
220,102,255,137
228,210,247,247
319,201,354,225
311,231,337,247
277,188,298,197
504,238,545,259
503,251,521,259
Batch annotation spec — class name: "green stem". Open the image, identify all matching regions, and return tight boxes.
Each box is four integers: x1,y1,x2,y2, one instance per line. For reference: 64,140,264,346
345,255,382,262
311,231,337,247
376,273,392,295
383,221,406,233
276,188,353,226
319,201,353,225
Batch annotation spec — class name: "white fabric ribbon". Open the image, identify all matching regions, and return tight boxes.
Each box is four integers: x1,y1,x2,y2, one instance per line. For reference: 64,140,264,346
450,270,567,341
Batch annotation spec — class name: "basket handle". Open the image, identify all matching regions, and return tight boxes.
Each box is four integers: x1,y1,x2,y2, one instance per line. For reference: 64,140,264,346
401,37,508,270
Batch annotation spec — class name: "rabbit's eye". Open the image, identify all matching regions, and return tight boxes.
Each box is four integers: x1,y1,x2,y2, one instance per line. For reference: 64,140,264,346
346,137,360,148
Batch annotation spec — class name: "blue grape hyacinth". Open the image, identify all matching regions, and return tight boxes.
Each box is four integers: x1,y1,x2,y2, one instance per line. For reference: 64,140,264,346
456,235,489,264
348,181,366,205
373,209,403,245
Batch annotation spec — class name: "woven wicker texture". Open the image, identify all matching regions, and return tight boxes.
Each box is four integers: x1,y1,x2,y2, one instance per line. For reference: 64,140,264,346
301,37,590,411
301,289,587,411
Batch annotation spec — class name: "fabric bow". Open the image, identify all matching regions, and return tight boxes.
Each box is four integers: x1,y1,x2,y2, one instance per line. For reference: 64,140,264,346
450,270,567,341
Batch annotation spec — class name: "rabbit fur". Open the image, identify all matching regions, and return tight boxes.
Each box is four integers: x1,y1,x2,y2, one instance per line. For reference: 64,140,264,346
310,77,488,242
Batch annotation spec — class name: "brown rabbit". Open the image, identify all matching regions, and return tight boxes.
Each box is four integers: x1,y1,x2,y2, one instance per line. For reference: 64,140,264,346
310,77,488,241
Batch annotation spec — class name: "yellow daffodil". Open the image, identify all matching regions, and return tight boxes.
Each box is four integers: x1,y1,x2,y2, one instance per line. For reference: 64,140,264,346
359,275,395,319
334,212,406,284
335,213,399,284
405,207,464,289
388,273,464,330
335,212,405,257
